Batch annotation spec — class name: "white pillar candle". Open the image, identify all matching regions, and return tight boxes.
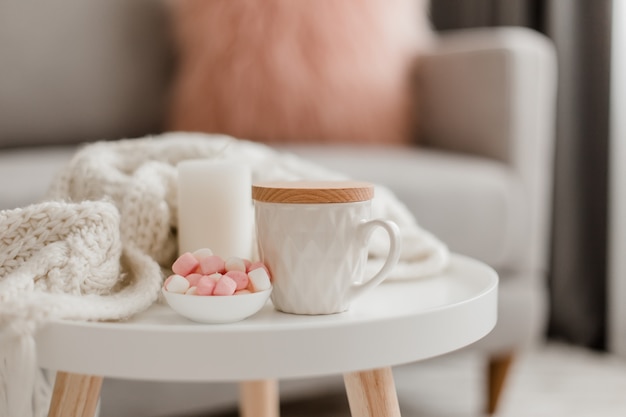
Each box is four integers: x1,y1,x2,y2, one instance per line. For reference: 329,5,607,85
177,159,252,259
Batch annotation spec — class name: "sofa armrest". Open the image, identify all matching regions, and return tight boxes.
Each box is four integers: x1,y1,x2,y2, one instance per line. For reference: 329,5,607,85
416,26,557,274
417,27,557,165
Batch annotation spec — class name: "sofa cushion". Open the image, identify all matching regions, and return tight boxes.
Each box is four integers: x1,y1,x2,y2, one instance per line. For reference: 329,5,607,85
0,146,76,210
282,145,527,273
0,142,526,274
166,0,433,146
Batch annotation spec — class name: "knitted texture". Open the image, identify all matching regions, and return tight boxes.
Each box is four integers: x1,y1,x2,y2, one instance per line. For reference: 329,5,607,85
0,201,121,322
0,132,449,416
0,200,164,417
46,132,449,278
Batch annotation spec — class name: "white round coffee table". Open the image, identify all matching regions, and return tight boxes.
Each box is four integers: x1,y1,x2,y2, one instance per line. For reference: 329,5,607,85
37,254,497,417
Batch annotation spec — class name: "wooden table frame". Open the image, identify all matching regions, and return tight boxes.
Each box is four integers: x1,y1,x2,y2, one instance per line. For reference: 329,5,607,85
49,372,400,417
40,255,497,417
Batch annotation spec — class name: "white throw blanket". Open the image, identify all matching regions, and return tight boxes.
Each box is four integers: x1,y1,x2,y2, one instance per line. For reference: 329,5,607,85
0,132,449,417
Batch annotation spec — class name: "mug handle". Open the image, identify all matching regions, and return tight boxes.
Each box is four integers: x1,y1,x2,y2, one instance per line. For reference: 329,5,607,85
347,219,401,302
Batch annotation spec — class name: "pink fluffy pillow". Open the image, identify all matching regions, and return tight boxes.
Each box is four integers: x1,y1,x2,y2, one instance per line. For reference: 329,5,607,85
167,0,433,145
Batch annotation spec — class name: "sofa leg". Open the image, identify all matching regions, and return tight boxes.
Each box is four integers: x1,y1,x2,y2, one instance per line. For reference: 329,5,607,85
486,352,514,415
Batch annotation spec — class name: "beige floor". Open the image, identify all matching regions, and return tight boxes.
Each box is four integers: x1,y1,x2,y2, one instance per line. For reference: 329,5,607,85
497,343,626,417
198,342,626,417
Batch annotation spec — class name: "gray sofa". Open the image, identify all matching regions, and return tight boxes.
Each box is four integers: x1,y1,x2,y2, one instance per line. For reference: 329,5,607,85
0,1,556,415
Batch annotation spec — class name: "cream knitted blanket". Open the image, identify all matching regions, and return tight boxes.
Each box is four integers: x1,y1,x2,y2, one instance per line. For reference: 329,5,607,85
0,132,448,417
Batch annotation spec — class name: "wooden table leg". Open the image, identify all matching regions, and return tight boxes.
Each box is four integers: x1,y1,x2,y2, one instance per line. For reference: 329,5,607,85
344,367,401,417
239,379,280,417
48,371,103,417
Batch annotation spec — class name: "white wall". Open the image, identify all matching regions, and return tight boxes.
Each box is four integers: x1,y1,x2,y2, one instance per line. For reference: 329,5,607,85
609,0,626,356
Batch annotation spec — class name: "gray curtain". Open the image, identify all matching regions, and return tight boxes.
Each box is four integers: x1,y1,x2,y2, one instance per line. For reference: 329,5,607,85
430,0,612,349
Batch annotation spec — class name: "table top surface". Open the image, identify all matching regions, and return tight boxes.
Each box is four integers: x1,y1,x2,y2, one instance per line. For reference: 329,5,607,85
35,254,498,382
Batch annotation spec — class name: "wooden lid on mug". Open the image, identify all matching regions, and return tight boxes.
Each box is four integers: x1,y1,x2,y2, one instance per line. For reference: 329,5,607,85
252,181,375,204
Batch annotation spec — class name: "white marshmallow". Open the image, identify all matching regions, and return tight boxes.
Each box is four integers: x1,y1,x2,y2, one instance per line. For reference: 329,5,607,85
192,247,214,260
207,273,223,281
248,268,271,292
225,257,247,273
165,274,190,294
185,286,198,295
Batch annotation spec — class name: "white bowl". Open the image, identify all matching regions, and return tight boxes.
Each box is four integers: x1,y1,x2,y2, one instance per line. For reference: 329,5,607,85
162,287,272,324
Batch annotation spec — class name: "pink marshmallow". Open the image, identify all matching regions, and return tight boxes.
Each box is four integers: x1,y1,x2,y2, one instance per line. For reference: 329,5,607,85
172,252,200,276
185,273,203,287
196,276,217,296
199,255,226,275
213,275,237,296
225,270,249,291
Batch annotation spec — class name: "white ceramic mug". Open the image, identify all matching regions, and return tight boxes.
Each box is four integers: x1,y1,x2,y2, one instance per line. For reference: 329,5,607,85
252,181,401,315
